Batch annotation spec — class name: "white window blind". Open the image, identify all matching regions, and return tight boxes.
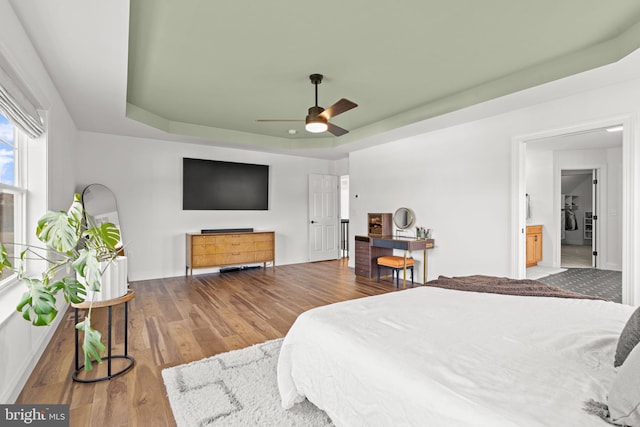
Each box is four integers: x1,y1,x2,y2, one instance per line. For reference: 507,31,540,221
0,63,44,139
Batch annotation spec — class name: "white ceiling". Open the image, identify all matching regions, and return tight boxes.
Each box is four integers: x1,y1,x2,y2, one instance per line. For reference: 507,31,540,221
7,1,640,159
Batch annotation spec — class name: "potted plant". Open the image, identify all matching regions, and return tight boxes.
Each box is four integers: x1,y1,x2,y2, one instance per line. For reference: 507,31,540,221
0,193,121,371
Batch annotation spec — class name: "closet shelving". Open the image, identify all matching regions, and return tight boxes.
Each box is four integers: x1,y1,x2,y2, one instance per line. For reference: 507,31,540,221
584,212,593,240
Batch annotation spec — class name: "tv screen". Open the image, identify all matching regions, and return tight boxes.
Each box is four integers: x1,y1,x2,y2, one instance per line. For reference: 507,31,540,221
183,158,269,210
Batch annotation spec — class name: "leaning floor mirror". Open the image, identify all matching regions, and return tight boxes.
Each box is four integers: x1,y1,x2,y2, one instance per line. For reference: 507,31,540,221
81,183,124,251
81,184,127,301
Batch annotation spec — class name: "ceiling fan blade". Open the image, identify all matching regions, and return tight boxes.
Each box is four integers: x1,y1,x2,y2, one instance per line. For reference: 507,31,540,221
256,119,304,122
319,98,358,120
327,122,349,137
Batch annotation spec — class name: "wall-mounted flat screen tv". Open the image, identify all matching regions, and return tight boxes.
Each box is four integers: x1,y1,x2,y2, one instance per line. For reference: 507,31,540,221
183,158,269,210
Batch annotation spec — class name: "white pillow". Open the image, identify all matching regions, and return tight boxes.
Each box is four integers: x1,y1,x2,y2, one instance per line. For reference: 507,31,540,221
609,342,640,426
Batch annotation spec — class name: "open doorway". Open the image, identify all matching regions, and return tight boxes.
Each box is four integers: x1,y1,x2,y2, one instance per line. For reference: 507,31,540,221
560,169,596,268
523,125,623,302
340,175,350,259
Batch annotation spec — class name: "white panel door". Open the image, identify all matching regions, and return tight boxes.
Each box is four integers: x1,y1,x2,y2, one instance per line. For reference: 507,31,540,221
308,174,340,262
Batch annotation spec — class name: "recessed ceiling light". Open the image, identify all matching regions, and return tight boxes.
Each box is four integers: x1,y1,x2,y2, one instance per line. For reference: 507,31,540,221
606,125,624,132
288,129,297,135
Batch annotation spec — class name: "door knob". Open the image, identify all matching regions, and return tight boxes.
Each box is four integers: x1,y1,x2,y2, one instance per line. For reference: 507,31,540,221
311,220,317,224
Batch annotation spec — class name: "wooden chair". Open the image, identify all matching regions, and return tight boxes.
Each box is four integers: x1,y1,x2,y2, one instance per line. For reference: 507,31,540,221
377,255,414,287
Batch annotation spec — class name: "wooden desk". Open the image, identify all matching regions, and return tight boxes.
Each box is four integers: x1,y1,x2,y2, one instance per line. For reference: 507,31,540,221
372,237,434,287
355,235,434,287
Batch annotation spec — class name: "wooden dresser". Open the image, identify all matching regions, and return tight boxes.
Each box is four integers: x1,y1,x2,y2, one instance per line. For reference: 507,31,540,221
186,231,275,275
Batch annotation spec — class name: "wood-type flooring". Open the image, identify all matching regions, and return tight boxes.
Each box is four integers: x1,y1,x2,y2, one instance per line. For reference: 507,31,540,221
16,259,400,426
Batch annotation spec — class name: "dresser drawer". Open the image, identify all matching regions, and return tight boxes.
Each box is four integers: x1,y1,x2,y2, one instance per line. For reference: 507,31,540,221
218,242,255,253
217,252,255,265
192,244,217,255
218,234,255,245
192,255,218,267
255,240,273,251
254,250,274,262
192,235,217,245
252,232,274,242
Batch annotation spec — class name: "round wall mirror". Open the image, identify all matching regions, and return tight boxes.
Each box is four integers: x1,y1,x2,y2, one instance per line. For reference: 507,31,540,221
393,207,415,229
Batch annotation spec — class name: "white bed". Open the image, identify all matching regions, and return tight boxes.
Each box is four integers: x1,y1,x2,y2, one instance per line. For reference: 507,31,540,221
277,286,634,427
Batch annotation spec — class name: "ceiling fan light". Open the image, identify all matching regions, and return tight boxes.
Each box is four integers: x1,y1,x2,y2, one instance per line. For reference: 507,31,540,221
305,122,328,133
305,115,328,133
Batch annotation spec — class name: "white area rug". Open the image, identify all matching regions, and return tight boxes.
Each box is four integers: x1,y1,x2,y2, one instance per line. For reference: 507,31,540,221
162,339,333,427
526,266,567,280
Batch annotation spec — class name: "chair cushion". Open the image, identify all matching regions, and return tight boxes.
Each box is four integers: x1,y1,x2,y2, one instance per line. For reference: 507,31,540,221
377,256,415,268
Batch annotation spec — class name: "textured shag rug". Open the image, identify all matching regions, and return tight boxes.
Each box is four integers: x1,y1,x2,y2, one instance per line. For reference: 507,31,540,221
162,339,333,427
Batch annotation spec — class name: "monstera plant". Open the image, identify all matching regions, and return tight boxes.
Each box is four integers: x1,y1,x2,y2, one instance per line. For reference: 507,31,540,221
0,194,120,371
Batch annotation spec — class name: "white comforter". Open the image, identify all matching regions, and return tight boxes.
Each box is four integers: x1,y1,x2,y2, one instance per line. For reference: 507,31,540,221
277,286,634,427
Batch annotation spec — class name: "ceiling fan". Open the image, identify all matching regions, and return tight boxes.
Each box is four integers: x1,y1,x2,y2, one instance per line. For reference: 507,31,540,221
257,74,358,136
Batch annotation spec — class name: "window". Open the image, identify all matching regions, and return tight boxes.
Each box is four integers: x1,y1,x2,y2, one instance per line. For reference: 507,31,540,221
0,111,25,287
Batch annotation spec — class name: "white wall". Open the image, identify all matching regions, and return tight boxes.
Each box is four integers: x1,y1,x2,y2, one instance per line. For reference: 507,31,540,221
46,101,78,210
349,75,640,287
340,175,349,219
525,150,554,265
0,0,78,403
74,131,337,281
350,119,514,282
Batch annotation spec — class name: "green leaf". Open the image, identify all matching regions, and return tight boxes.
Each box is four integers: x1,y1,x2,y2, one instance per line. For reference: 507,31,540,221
36,211,80,253
84,222,121,251
67,193,84,226
72,248,102,291
53,277,86,304
16,249,28,277
0,243,13,271
76,317,105,371
15,278,58,326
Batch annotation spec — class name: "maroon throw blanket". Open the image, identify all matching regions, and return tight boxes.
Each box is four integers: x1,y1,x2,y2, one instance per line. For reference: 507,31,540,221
425,275,605,300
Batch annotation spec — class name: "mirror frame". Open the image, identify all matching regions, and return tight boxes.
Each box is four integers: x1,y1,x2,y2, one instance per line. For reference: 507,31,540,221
81,183,124,252
393,207,415,230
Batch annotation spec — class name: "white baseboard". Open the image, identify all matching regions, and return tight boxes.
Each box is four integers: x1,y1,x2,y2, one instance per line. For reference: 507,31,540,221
605,263,622,272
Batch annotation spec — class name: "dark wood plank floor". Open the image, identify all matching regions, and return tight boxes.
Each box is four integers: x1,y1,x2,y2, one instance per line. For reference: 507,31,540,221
16,259,402,427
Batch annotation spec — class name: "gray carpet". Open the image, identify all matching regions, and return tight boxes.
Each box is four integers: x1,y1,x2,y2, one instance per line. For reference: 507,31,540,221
537,268,622,303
